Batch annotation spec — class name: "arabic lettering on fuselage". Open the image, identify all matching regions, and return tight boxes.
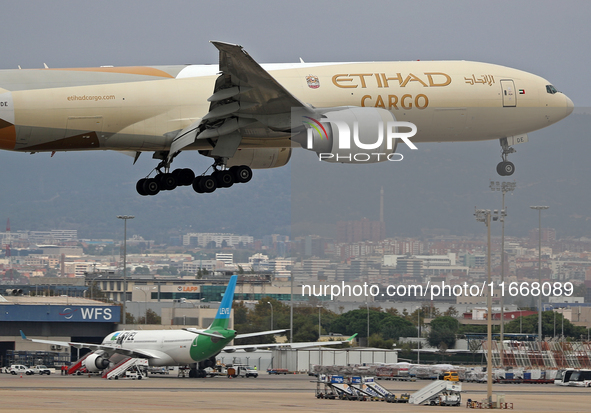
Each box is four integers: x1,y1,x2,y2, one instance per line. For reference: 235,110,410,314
464,74,495,86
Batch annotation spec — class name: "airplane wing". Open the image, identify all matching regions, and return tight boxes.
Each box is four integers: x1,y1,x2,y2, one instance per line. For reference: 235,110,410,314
234,329,288,340
167,41,310,162
181,328,226,339
223,333,358,353
183,327,288,340
20,331,160,359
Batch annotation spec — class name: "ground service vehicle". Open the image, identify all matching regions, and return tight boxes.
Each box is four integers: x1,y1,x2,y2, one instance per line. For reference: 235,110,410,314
9,365,29,375
31,365,51,375
443,371,459,382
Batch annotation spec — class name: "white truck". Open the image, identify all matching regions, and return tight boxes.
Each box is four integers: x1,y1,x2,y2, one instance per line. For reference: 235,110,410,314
30,365,52,375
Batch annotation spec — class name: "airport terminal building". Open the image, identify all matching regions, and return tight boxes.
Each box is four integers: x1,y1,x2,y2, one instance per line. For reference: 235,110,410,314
0,295,119,367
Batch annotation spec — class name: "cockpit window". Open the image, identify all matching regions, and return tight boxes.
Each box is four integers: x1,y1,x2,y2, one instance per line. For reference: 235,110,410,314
546,85,558,94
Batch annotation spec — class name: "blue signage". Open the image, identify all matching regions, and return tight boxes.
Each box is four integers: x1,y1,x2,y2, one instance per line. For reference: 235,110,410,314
0,305,120,323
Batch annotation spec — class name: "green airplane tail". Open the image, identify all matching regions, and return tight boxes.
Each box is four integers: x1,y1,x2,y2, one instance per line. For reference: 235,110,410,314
209,275,237,330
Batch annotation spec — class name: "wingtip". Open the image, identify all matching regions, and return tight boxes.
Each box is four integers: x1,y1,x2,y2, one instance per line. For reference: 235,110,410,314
20,330,27,340
210,41,243,51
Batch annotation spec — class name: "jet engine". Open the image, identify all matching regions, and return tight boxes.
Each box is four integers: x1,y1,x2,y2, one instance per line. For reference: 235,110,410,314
294,107,416,163
83,353,111,372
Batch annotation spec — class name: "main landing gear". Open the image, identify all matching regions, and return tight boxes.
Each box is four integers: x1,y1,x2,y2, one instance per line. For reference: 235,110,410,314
496,137,515,176
136,164,252,196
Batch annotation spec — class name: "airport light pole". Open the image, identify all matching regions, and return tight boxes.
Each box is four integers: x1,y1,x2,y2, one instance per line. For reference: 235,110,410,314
366,301,370,345
530,206,549,343
290,269,294,343
475,208,503,405
117,215,134,324
135,286,155,325
417,307,421,365
317,304,322,339
490,181,516,360
267,301,274,330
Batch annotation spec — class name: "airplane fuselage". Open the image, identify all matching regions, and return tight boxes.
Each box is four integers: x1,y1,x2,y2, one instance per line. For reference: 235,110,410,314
102,329,234,366
0,60,573,153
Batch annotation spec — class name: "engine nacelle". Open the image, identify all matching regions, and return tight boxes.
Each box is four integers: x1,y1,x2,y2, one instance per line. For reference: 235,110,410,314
202,148,292,169
294,107,415,163
84,353,111,372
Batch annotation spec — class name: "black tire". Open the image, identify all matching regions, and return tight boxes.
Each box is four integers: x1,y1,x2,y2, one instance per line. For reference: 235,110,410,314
503,161,515,176
159,173,177,191
232,165,252,183
192,176,204,193
143,178,160,196
136,179,148,196
496,162,507,176
199,175,217,193
214,170,234,188
180,168,195,186
11,371,15,375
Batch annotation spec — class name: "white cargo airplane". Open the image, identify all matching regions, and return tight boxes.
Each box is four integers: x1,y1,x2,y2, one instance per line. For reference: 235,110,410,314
0,41,573,195
21,275,356,378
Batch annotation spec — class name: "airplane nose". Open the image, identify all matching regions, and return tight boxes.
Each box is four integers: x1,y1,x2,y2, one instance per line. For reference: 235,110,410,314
565,95,574,116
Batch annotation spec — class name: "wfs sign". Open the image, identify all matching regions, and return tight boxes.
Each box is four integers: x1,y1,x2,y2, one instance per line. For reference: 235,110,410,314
0,305,120,323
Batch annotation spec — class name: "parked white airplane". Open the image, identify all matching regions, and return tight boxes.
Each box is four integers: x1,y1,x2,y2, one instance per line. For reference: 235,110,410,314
0,41,572,195
21,275,356,378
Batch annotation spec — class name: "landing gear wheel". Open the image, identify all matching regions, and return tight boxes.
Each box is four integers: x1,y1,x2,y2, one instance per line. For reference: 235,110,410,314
136,179,148,196
502,161,515,176
214,170,234,188
180,168,195,186
231,165,252,183
143,178,160,196
199,175,217,193
192,176,205,193
159,173,177,191
496,161,515,176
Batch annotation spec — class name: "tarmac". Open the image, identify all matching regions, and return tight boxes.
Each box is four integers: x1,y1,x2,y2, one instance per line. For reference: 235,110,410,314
0,372,589,413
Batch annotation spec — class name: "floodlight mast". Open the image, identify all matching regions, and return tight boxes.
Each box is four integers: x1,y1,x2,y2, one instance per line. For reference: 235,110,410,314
117,215,134,324
474,208,504,405
530,206,549,343
490,181,516,365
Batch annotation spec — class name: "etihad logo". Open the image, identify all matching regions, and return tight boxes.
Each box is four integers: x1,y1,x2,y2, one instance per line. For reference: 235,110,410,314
332,72,451,89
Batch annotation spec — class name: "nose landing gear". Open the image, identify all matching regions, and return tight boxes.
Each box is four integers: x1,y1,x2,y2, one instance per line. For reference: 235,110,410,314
497,137,516,176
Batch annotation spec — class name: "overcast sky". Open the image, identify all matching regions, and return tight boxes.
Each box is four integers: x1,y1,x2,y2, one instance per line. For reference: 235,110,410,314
2,0,589,106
